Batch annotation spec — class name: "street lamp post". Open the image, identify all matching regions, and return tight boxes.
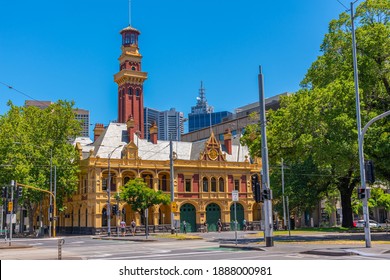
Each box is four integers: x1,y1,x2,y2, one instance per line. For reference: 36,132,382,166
350,1,371,248
169,118,187,234
169,136,175,234
116,193,120,237
107,145,124,237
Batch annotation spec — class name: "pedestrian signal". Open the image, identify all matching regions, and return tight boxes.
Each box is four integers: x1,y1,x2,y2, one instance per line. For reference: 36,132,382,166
357,188,365,199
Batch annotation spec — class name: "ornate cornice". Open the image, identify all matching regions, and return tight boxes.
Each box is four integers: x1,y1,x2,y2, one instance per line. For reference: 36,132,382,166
114,70,148,85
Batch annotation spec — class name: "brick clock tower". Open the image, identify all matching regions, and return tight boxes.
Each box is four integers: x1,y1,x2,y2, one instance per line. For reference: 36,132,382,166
114,25,148,138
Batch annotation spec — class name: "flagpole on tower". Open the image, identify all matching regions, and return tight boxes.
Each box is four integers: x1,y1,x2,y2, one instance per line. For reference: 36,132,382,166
129,0,132,26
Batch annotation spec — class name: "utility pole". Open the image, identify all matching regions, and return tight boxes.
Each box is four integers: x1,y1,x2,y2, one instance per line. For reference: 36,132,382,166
106,145,123,237
53,165,57,237
281,158,286,229
107,156,112,237
258,66,274,247
9,181,15,246
49,149,52,238
169,136,175,234
350,1,371,248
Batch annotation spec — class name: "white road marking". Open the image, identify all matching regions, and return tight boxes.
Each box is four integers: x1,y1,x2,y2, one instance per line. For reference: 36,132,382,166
100,250,224,260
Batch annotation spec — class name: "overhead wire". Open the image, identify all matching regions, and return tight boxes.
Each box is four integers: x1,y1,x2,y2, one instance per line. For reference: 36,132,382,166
0,81,50,108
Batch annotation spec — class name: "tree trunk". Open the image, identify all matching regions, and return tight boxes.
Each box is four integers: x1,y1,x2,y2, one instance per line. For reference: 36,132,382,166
339,189,353,227
338,170,357,228
26,202,37,234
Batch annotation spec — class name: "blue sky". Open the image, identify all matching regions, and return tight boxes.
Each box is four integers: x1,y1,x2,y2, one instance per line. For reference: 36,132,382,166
0,0,347,133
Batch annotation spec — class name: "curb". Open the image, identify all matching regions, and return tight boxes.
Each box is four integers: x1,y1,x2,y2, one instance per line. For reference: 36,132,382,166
0,245,33,250
219,244,265,251
301,249,359,256
92,236,158,242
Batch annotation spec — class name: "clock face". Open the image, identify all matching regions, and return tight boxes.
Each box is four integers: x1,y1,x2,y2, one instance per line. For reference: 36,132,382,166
209,149,218,160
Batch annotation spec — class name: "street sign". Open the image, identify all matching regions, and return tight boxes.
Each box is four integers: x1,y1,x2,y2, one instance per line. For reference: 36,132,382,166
232,190,239,202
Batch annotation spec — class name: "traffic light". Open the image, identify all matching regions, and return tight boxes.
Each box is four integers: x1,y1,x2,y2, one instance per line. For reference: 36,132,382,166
262,188,273,200
17,186,23,198
1,186,7,199
112,205,118,215
251,175,261,203
357,188,366,199
364,160,375,184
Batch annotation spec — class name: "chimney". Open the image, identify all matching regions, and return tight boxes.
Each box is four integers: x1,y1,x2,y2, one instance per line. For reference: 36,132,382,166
149,122,158,144
126,115,135,142
93,123,104,141
224,128,232,155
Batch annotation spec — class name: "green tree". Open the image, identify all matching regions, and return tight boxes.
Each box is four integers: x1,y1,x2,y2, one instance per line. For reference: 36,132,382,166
242,0,389,228
302,0,390,180
0,100,81,232
368,187,390,211
269,157,330,225
120,178,170,223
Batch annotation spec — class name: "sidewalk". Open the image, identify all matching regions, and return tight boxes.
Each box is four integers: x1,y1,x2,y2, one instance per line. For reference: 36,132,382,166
1,230,389,258
216,231,390,257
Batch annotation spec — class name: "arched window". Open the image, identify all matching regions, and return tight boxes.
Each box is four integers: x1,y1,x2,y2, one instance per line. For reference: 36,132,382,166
128,88,133,95
219,178,225,192
142,174,153,188
136,89,140,97
160,175,167,191
211,177,217,192
124,176,134,186
203,177,208,192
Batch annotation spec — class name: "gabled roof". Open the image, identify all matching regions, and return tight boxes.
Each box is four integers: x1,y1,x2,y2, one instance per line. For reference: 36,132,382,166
77,123,250,162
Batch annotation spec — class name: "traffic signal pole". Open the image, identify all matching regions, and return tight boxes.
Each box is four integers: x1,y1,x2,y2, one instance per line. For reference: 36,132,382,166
16,182,57,237
9,181,14,246
258,66,274,247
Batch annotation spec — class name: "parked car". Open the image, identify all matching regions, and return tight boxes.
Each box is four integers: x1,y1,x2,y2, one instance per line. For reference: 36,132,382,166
355,219,381,228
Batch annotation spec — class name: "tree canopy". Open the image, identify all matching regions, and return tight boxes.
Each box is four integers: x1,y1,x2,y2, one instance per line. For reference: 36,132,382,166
120,178,170,220
242,0,390,227
0,100,82,231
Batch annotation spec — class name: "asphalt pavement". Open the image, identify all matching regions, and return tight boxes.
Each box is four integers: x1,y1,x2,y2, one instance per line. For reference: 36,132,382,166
1,230,389,259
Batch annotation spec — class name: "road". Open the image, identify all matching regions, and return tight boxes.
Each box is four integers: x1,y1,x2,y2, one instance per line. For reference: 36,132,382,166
1,231,389,260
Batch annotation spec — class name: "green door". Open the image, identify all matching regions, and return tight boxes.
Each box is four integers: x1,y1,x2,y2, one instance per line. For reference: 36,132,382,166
206,203,221,232
180,203,196,232
230,203,244,230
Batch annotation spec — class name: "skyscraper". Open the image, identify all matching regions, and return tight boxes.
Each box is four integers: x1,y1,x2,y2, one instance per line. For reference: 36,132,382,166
188,82,232,132
144,107,184,141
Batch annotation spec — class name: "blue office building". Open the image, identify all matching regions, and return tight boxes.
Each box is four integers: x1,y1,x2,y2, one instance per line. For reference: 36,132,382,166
188,82,232,132
189,111,232,132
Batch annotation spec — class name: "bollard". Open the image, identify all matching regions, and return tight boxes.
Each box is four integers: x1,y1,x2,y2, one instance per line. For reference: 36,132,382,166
58,238,65,260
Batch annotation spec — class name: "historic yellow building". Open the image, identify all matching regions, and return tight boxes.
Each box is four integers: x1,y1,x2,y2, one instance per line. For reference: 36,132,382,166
55,24,262,234
59,123,261,234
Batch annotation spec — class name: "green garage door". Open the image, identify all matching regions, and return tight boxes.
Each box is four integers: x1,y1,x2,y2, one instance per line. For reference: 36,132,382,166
230,203,244,230
206,203,221,232
180,203,196,232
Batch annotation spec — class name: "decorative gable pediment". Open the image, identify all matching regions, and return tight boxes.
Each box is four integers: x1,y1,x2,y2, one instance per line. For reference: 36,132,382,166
200,131,226,162
123,141,139,160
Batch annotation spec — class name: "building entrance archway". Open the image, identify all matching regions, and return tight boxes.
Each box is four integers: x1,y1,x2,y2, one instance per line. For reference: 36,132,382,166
230,203,244,230
206,203,221,232
180,203,196,232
